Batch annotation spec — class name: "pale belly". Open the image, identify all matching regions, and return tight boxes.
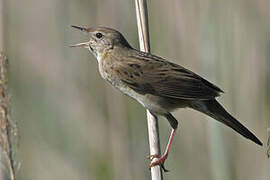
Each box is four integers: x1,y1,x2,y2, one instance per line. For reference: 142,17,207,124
116,83,170,114
99,64,188,115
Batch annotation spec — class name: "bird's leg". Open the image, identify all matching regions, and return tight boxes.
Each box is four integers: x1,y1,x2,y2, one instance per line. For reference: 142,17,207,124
148,128,177,172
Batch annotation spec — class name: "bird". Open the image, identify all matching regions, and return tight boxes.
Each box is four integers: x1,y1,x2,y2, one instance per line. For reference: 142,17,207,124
70,25,263,171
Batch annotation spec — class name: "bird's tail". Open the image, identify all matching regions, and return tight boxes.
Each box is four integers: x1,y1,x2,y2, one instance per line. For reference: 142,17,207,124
191,99,263,146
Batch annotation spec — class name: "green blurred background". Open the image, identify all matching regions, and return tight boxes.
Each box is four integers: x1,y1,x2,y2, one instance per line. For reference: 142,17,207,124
1,0,270,179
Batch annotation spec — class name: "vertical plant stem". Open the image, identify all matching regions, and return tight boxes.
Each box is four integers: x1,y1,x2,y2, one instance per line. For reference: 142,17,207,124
0,53,16,180
267,128,270,158
134,0,163,179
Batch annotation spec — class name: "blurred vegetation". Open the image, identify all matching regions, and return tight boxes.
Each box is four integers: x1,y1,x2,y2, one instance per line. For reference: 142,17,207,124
1,0,270,180
0,52,18,180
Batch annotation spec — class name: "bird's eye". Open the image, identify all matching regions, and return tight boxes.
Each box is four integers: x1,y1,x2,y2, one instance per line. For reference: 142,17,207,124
96,32,103,39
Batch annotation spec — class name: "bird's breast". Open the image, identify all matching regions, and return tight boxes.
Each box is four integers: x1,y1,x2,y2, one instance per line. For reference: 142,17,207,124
97,58,185,115
98,64,172,114
99,62,137,97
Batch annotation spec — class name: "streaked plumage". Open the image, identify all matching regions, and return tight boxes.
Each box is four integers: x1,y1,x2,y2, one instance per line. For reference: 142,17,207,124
71,26,262,171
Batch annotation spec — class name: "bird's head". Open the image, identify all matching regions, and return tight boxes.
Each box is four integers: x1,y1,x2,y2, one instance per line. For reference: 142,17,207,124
70,26,132,60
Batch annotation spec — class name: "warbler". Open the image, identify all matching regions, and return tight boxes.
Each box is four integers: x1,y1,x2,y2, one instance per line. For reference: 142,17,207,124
71,26,262,171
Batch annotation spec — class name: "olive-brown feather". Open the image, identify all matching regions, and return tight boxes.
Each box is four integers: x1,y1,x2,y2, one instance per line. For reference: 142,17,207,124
116,49,223,100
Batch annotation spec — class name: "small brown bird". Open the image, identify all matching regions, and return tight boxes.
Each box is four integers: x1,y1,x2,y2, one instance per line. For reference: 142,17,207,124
71,26,262,171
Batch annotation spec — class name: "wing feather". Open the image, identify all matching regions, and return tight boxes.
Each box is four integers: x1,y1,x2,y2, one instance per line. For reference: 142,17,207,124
116,51,223,100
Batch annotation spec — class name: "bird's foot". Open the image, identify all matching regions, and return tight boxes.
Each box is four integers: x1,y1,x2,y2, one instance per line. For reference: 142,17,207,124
147,154,169,172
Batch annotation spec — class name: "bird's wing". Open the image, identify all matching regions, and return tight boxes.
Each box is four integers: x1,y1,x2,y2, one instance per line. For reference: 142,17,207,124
116,51,223,100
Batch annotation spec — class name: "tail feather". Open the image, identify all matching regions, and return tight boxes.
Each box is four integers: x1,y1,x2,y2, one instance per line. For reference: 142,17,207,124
191,100,263,146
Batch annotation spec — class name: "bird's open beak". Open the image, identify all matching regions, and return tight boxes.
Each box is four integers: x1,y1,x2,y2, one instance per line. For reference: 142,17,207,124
70,25,89,48
71,25,88,32
70,42,89,48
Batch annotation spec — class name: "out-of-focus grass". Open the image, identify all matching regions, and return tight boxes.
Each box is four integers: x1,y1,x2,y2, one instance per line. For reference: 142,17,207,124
1,0,270,180
0,52,18,180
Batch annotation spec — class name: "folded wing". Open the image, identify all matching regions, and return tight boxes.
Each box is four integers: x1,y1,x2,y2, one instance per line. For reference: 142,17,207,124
117,52,223,100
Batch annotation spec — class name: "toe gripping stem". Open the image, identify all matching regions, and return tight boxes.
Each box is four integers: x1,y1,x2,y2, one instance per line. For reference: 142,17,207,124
148,128,176,172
